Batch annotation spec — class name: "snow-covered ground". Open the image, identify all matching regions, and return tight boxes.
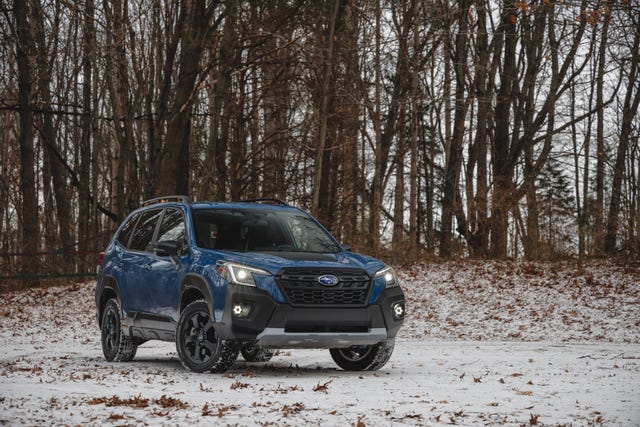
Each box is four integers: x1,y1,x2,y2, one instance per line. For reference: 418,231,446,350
1,261,639,426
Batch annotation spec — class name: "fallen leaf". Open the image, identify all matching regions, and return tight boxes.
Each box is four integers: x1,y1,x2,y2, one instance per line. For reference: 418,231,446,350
107,414,124,421
154,395,188,409
313,380,333,393
529,413,539,425
282,402,305,417
87,395,149,408
231,380,250,390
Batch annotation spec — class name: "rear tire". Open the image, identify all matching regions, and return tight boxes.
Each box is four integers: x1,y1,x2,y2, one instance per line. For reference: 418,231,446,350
101,299,137,362
241,345,274,362
176,300,238,373
330,339,395,371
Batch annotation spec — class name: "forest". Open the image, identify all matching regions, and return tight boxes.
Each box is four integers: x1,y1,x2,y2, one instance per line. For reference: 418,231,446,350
1,0,639,287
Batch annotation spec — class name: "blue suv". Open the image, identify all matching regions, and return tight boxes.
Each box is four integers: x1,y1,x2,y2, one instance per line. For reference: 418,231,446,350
96,196,405,372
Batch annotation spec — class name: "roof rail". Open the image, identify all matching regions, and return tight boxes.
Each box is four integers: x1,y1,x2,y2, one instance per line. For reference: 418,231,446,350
142,195,192,206
239,198,289,206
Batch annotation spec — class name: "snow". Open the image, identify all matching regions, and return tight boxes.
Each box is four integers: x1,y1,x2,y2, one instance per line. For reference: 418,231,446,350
1,261,639,426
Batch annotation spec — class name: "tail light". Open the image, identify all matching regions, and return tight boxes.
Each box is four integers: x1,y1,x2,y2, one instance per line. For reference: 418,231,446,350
97,251,105,275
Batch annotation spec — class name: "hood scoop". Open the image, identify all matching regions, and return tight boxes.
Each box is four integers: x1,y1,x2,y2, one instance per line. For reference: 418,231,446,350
261,251,337,262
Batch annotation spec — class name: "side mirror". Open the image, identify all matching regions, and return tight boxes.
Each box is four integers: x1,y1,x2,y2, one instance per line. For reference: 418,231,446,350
154,240,179,257
341,243,352,252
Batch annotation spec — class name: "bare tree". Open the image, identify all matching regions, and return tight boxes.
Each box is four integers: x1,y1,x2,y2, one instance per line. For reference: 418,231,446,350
13,0,39,286
605,9,640,254
157,0,215,196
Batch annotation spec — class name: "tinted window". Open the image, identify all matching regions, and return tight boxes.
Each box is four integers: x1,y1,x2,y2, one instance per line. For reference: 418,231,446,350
192,208,340,253
129,209,162,252
117,213,140,248
157,208,187,245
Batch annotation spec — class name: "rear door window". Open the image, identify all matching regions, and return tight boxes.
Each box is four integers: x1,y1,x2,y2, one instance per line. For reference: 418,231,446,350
117,213,140,248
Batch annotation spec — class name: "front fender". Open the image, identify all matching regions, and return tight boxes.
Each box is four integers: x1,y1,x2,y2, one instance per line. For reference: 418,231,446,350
180,272,218,321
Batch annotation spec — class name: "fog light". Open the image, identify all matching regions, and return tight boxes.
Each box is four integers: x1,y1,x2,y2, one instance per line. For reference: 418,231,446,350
392,302,405,320
232,303,251,318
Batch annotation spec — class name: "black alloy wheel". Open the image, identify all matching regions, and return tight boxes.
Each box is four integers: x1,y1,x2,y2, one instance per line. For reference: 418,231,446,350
176,300,238,373
101,298,137,362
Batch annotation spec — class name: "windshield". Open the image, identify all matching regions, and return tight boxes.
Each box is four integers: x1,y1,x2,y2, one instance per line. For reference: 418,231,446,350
192,208,341,253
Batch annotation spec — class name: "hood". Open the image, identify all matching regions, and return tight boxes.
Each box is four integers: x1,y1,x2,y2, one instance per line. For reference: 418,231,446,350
216,250,386,276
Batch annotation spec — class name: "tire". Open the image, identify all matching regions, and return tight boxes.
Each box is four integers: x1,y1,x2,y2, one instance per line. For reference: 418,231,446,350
101,298,137,362
241,345,274,362
329,339,395,371
176,300,238,373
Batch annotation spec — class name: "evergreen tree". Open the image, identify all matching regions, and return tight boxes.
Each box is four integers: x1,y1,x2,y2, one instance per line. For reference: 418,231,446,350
536,156,576,256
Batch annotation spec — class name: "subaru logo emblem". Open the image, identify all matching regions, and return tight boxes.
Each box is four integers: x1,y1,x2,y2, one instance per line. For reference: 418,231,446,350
317,274,339,287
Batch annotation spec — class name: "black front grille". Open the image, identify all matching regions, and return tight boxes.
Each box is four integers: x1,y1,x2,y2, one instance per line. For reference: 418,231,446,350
276,268,372,306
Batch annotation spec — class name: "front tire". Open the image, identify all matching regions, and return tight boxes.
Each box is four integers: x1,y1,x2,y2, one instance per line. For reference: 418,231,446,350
101,299,137,362
176,300,238,373
330,339,395,371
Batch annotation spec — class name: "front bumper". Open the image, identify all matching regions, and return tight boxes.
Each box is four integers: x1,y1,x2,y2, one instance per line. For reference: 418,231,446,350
214,284,405,349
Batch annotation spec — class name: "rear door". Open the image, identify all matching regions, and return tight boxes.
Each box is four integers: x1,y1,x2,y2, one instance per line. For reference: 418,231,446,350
121,208,163,314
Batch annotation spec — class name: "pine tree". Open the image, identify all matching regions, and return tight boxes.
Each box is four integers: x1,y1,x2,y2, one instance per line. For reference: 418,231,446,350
536,156,576,257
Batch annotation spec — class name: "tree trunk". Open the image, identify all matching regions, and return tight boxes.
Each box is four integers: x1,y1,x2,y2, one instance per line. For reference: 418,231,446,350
595,8,610,254
312,0,340,225
32,1,74,268
14,0,39,287
78,0,95,271
491,0,517,258
392,105,406,256
408,5,420,258
523,145,540,259
157,0,210,196
342,0,360,248
103,0,133,221
200,3,234,201
370,0,382,256
470,0,490,257
260,9,289,200
440,0,470,257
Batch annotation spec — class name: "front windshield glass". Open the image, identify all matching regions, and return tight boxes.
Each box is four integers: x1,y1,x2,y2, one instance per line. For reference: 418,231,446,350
192,208,341,253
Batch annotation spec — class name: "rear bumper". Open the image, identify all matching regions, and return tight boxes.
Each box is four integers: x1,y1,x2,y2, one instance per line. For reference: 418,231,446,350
214,285,405,349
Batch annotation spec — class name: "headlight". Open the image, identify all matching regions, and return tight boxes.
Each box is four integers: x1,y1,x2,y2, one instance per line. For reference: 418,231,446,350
375,266,398,287
217,262,270,287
